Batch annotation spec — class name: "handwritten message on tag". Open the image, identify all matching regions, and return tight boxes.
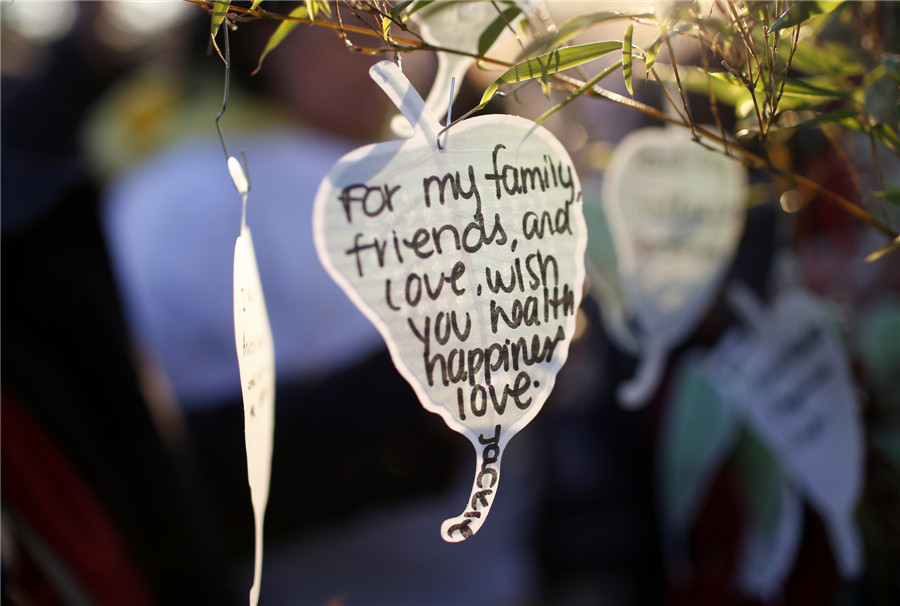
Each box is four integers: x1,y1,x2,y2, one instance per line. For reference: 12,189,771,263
234,214,275,603
728,284,864,578
602,128,746,407
314,61,586,542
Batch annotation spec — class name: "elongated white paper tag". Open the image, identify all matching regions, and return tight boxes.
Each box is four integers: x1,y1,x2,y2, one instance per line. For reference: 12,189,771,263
602,127,746,408
314,61,586,542
232,164,275,604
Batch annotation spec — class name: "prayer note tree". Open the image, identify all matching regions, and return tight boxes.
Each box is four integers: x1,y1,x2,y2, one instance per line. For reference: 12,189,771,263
197,0,898,603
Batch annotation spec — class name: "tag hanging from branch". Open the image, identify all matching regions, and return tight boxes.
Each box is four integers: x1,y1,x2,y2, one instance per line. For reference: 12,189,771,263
229,156,275,605
725,284,864,579
314,60,586,542
601,127,747,408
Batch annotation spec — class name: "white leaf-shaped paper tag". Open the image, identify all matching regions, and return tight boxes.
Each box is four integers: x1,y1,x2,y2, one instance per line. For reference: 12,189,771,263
234,223,275,606
602,128,747,408
314,61,586,542
728,284,865,578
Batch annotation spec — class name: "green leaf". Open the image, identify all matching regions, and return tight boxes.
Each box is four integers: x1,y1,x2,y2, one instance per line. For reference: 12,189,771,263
623,24,634,96
781,77,854,102
211,0,231,37
525,10,654,55
790,41,866,77
644,34,662,73
250,0,264,10
389,0,416,23
865,235,900,263
477,5,522,58
382,11,392,39
537,59,622,123
480,41,623,107
778,108,858,130
874,188,900,206
305,0,330,21
871,123,900,154
743,1,771,21
654,63,752,108
770,1,838,32
253,4,309,75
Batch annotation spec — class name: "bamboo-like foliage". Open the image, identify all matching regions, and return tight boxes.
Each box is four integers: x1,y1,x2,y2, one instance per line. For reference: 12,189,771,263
196,0,900,259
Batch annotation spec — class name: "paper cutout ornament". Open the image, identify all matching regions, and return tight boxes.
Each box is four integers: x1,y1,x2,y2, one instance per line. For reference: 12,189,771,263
602,127,747,408
314,61,586,542
726,283,865,578
230,161,275,606
391,0,527,137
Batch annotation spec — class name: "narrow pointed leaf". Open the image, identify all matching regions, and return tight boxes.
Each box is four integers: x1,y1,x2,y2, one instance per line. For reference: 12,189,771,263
211,0,231,37
623,24,634,95
389,0,416,22
537,59,622,124
527,10,654,54
865,235,900,263
480,41,623,107
770,0,842,32
253,4,310,75
874,188,900,206
871,123,900,154
477,6,522,58
770,1,822,31
250,0,264,10
644,34,662,74
781,77,854,102
781,108,858,130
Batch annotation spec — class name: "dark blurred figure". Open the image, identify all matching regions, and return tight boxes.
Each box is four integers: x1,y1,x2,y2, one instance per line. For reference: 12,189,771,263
2,5,239,605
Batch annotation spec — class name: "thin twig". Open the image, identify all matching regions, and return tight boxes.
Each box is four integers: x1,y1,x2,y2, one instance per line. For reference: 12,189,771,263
697,31,730,156
663,28,697,135
555,71,895,237
191,0,897,241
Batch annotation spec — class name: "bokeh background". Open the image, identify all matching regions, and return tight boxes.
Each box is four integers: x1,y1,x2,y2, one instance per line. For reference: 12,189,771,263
3,2,898,605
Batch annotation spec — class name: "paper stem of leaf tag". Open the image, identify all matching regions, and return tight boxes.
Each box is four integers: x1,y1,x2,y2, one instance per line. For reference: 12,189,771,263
618,339,666,408
726,281,768,337
440,424,504,542
370,61,442,148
